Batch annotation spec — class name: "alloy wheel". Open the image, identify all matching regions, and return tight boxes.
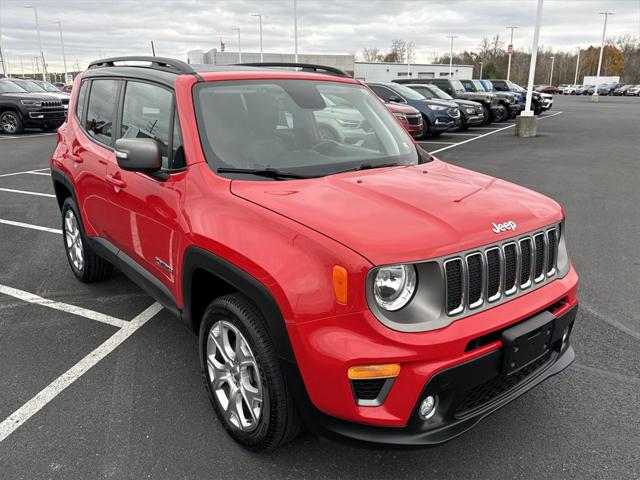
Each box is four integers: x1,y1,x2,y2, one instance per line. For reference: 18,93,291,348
64,209,84,272
1,114,18,134
206,320,263,432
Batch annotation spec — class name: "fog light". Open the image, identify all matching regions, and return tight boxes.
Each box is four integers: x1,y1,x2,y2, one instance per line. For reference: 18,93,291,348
419,395,438,420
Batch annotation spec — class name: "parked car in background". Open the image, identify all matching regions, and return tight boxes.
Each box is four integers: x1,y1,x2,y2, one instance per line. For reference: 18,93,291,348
613,85,632,96
490,79,545,115
0,78,66,134
385,101,424,138
403,83,484,130
540,93,554,111
557,84,569,94
535,85,560,94
459,79,517,120
626,85,640,96
368,82,460,137
576,85,593,95
560,85,578,95
394,78,501,125
479,80,525,111
603,83,623,95
53,82,65,89
314,93,377,147
62,85,73,93
6,78,70,109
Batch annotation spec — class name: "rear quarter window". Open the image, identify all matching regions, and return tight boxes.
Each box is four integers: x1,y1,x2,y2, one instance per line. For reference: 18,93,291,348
75,81,88,122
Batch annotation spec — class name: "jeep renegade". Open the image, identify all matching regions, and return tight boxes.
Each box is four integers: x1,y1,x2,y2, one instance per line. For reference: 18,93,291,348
51,57,579,451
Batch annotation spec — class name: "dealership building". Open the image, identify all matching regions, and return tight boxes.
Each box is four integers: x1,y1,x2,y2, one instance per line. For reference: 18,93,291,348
186,49,473,82
353,62,474,82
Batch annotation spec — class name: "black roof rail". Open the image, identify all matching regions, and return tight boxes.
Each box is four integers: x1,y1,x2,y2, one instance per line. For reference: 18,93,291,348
87,56,195,75
236,62,351,78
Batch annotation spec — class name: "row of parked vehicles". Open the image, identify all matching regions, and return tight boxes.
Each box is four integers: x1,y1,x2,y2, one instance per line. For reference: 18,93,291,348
370,78,552,139
553,83,640,96
0,77,70,134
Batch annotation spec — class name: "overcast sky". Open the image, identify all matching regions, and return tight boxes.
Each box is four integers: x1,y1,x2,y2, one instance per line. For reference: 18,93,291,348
1,0,639,73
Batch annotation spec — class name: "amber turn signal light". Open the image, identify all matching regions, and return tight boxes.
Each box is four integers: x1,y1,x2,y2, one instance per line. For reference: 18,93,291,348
348,364,401,380
332,265,348,304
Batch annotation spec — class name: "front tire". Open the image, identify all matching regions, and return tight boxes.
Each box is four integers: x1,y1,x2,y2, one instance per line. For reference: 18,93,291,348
481,104,492,125
492,105,508,122
0,110,23,135
61,198,113,282
199,293,302,451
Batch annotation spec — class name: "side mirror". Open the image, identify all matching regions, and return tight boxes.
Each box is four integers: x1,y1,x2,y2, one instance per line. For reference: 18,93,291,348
388,96,403,103
114,138,162,173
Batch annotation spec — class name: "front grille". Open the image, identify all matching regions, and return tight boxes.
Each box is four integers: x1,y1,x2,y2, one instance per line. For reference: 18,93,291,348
61,98,70,105
406,113,422,126
351,379,385,400
453,352,552,417
42,101,63,109
444,226,559,316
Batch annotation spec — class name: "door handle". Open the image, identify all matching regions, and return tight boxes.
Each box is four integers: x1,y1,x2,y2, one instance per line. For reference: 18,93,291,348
106,174,127,188
67,152,83,163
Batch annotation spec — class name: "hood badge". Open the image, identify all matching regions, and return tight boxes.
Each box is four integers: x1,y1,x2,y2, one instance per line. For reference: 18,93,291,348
492,221,517,234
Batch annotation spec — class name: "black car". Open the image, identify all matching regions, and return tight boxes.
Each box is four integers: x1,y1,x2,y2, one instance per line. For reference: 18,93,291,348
8,78,71,110
394,78,502,125
367,82,460,137
459,79,520,120
403,83,484,130
489,79,545,115
0,79,66,134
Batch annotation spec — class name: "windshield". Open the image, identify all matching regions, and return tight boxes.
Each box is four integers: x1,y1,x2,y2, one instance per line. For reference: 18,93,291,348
480,80,493,92
450,80,466,93
506,80,525,93
407,85,435,99
425,84,452,100
38,81,61,92
472,80,485,91
0,81,28,94
12,80,46,93
390,83,425,101
195,79,419,179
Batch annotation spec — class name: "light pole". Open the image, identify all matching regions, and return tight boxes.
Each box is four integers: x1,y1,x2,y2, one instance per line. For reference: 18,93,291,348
233,28,242,63
251,14,263,62
574,48,581,85
506,25,519,80
549,55,555,85
293,0,298,62
447,35,457,77
516,0,544,137
20,55,25,78
479,61,483,79
593,11,614,99
0,8,7,78
53,20,68,84
24,5,47,81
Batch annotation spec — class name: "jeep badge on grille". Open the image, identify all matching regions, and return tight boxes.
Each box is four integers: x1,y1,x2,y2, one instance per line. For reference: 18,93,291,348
492,221,517,233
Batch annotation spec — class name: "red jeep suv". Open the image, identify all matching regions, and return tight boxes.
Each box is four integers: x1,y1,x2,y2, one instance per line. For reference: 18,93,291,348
51,57,579,451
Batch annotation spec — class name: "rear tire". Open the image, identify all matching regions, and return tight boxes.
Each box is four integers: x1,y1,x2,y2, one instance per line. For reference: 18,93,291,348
61,198,113,282
492,105,508,122
199,293,302,451
0,110,23,135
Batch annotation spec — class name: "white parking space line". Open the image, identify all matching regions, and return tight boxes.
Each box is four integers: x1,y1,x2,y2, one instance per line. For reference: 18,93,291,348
439,132,482,136
0,218,61,235
0,284,128,329
25,171,51,176
0,302,163,443
0,168,49,178
0,133,57,140
0,187,55,198
430,112,563,155
418,141,458,145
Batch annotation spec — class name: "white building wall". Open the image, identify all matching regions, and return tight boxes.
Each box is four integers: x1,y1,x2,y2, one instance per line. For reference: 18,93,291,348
354,62,474,82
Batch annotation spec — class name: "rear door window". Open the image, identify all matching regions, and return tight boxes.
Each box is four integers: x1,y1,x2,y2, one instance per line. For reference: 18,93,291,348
85,79,119,145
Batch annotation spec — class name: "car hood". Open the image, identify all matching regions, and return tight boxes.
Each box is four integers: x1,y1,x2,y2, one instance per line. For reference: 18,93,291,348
0,92,61,102
452,98,481,108
411,98,456,109
230,160,562,265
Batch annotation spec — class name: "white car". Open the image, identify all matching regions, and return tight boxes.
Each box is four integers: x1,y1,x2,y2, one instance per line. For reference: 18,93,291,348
575,85,591,95
561,84,579,95
540,93,553,111
625,85,640,96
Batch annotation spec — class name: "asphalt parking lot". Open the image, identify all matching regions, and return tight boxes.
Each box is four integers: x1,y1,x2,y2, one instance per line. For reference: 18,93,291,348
0,95,638,479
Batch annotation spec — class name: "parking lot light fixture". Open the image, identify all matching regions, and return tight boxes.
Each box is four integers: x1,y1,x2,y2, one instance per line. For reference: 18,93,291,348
479,61,483,79
574,47,581,85
293,0,298,62
549,55,555,85
250,14,263,62
447,35,457,77
506,26,519,81
24,5,47,81
53,20,68,85
593,11,614,101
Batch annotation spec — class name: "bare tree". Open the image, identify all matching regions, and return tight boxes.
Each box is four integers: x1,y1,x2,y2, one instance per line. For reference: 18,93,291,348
361,47,384,62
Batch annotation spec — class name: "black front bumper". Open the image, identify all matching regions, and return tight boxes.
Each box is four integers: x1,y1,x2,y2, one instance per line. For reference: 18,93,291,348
291,304,578,447
23,109,66,127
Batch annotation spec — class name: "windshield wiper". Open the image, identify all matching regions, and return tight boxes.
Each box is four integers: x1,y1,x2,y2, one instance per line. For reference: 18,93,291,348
332,162,399,175
216,167,313,180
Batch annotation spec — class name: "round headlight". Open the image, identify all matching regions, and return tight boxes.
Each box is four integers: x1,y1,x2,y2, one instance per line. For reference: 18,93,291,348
373,264,417,311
